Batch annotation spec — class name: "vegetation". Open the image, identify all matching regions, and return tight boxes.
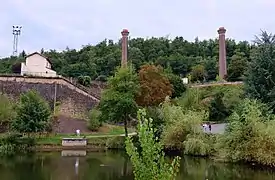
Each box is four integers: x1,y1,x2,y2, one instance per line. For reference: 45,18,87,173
87,109,101,131
99,66,139,137
0,94,15,127
125,109,181,180
0,36,252,84
216,99,275,166
136,64,173,106
11,90,51,133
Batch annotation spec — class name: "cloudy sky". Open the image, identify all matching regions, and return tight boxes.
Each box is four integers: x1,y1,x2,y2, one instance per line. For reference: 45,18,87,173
0,0,274,57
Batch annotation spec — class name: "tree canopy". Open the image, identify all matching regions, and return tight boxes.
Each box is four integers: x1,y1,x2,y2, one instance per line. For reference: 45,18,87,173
0,37,254,83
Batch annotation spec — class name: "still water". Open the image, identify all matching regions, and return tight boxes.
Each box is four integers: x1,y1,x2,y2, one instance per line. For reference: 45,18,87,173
0,151,274,180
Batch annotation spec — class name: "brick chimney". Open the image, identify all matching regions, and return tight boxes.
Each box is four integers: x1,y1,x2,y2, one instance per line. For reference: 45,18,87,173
121,29,129,67
217,27,227,79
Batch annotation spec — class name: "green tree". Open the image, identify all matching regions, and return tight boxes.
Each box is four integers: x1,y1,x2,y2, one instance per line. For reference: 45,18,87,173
99,66,139,137
166,73,186,98
190,64,206,82
227,52,247,81
125,109,181,180
244,31,275,111
11,90,51,133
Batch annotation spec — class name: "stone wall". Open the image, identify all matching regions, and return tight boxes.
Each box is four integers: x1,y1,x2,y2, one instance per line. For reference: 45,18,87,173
0,76,99,117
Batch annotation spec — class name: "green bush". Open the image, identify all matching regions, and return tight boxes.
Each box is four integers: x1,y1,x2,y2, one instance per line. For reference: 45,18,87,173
125,109,181,180
106,136,125,149
88,109,101,131
11,90,51,133
0,94,15,125
77,75,91,86
216,99,275,166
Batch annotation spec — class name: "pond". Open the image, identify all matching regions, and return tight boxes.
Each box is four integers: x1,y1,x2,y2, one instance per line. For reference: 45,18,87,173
0,151,274,180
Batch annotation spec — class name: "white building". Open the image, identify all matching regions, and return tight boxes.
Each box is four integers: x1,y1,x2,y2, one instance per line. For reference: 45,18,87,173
21,52,57,77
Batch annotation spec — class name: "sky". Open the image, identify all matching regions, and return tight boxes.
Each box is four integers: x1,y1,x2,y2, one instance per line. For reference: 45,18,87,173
0,0,275,57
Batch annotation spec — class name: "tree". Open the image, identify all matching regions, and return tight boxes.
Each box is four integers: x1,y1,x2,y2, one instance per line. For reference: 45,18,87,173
208,92,229,121
227,52,247,81
136,64,173,106
166,73,186,98
125,109,181,180
99,66,139,137
245,31,275,111
190,64,206,82
11,90,51,133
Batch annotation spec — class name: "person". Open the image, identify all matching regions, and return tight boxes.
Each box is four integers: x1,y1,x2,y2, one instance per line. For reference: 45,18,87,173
202,123,207,132
76,129,80,136
208,124,212,132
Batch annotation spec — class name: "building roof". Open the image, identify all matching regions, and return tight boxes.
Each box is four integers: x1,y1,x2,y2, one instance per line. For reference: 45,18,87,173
26,52,53,65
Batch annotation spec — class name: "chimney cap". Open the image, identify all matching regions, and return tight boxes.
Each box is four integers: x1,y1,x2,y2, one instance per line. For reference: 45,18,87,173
218,27,226,34
121,29,129,35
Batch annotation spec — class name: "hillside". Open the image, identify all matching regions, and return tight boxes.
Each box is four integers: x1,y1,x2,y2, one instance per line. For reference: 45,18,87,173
0,37,253,83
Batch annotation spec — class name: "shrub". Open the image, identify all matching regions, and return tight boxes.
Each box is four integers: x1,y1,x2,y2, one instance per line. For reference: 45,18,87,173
11,90,51,133
0,94,15,125
125,109,181,180
216,99,275,166
106,136,125,149
88,109,101,131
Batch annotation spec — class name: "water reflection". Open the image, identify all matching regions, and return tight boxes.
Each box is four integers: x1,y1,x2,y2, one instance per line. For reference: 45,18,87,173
0,151,274,180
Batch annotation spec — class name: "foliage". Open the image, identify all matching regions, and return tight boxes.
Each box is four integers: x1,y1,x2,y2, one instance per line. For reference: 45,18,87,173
0,133,35,155
11,90,51,133
145,106,164,138
77,75,92,86
208,92,229,122
106,136,125,149
136,64,173,106
190,64,206,82
0,94,15,125
216,99,275,166
166,73,186,98
161,100,210,154
176,88,205,111
125,109,181,180
227,52,248,81
1,37,253,82
245,31,275,111
88,109,101,131
99,66,139,136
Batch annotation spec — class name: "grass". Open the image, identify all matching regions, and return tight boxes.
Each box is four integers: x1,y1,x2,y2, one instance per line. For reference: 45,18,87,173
0,124,135,146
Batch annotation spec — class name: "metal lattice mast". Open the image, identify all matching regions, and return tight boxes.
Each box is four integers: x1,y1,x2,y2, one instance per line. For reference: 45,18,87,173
12,25,22,56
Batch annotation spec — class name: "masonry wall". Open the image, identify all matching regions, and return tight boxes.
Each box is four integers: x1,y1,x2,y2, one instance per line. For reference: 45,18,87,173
0,76,99,117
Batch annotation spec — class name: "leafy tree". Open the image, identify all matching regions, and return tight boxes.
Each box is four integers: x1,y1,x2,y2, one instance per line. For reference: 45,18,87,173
227,52,247,81
245,31,275,111
208,92,229,121
77,75,91,86
166,73,186,98
136,64,173,106
125,109,181,180
11,90,51,133
190,64,206,82
0,36,253,82
99,66,139,136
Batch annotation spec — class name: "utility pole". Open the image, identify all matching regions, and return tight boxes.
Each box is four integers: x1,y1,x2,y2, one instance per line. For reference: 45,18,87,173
12,25,22,56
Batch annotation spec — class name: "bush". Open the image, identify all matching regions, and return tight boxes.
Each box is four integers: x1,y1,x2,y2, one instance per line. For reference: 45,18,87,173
166,73,186,98
216,99,275,166
77,75,91,86
0,94,15,125
106,136,125,149
0,133,36,155
88,109,101,131
11,90,51,133
125,109,181,180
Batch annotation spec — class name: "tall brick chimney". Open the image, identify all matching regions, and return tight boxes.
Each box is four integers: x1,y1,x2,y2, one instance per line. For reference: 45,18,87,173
121,29,129,67
217,27,227,79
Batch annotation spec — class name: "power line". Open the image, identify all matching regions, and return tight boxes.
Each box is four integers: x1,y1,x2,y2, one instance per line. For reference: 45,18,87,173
12,25,22,56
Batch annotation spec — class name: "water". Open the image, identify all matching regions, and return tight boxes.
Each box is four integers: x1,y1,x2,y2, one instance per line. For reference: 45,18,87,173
0,151,274,180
